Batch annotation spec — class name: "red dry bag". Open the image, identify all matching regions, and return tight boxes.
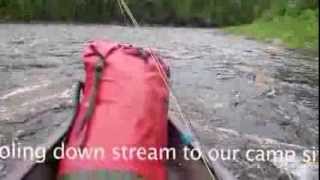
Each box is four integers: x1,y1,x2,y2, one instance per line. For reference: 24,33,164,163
58,40,170,180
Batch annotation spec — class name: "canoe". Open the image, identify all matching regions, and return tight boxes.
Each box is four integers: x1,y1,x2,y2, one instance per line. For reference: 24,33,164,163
2,80,219,180
18,118,215,180
3,82,237,180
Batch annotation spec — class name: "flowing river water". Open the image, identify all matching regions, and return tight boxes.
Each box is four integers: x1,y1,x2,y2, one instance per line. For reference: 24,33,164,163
0,24,318,180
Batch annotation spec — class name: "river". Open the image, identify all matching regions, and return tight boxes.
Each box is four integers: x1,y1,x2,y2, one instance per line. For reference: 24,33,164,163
0,24,318,180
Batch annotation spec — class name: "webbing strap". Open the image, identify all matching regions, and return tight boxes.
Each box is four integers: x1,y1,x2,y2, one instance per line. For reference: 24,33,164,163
76,45,118,148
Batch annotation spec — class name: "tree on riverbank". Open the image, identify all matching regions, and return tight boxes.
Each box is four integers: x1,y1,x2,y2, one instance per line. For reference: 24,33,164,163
0,0,318,26
0,0,318,51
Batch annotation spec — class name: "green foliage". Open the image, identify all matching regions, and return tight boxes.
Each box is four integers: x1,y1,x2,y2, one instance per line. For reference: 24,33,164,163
226,8,319,51
0,0,318,28
0,0,309,26
0,0,120,22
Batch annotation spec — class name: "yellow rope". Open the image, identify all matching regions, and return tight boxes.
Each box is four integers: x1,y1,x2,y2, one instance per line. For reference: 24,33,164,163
118,0,139,27
116,0,218,179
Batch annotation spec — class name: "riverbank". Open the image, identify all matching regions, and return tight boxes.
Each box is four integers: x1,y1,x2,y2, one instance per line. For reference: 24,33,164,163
225,9,319,53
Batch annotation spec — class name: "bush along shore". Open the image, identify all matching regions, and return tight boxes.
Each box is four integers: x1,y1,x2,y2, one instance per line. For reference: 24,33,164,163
226,2,318,52
0,0,318,51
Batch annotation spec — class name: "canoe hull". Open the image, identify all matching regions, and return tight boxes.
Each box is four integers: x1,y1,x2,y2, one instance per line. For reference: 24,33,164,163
22,120,213,180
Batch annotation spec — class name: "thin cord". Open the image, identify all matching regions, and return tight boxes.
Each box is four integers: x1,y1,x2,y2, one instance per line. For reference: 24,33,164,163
118,0,139,27
117,0,217,179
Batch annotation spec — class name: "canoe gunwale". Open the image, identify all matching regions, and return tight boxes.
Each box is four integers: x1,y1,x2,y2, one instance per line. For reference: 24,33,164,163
5,113,233,180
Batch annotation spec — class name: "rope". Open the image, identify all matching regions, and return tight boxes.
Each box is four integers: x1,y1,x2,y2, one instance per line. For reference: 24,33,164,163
150,40,217,180
117,0,217,179
118,0,139,27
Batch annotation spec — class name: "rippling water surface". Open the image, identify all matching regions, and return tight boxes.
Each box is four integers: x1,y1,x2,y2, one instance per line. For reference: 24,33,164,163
0,24,318,180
